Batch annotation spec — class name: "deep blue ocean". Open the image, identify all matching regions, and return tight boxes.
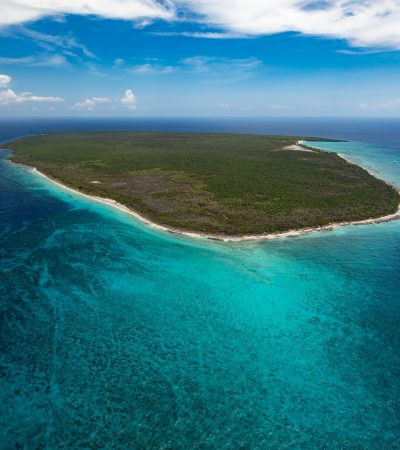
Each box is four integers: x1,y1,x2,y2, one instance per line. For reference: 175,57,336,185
1,117,400,449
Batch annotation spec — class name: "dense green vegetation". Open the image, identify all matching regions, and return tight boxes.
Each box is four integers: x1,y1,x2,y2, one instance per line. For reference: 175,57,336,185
4,132,399,235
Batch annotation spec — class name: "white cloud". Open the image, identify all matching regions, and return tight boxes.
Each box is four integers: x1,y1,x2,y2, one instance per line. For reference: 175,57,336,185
72,90,138,111
7,26,96,59
0,88,64,105
0,74,11,85
72,97,112,110
0,54,68,67
181,56,262,76
1,1,400,49
179,0,400,49
151,31,241,39
129,63,176,75
124,56,261,78
336,48,394,55
0,0,174,26
121,89,137,110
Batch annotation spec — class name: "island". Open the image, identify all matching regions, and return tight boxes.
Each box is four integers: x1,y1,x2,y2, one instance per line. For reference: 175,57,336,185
3,132,400,239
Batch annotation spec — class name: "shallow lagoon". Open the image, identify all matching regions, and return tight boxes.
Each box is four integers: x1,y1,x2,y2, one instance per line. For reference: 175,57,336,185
1,118,400,448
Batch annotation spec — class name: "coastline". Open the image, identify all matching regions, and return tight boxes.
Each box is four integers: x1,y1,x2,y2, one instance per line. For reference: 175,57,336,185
29,153,400,242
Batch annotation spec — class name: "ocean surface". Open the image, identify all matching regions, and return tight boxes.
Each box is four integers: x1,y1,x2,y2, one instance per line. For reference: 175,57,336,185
1,117,400,449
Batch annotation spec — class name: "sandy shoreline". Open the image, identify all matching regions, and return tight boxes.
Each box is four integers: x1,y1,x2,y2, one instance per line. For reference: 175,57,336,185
283,143,313,152
29,151,400,243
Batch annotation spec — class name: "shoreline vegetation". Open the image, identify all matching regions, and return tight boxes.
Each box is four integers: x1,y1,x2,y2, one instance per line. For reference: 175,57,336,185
30,166,400,242
3,131,400,242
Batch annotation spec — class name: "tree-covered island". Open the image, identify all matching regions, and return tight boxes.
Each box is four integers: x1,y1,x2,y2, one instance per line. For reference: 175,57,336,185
4,132,399,236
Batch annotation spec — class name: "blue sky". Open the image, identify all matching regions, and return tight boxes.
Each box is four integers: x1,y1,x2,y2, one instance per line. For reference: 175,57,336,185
0,0,399,116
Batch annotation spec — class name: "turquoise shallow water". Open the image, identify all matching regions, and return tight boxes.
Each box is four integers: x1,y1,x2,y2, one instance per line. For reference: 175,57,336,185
1,121,400,448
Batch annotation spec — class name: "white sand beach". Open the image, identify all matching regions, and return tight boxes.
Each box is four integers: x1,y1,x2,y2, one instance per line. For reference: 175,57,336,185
30,157,400,243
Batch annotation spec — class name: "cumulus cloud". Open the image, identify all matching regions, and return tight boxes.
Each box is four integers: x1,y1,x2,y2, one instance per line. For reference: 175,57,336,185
0,73,64,106
72,97,112,110
1,0,400,49
0,74,11,85
120,89,137,110
72,91,137,111
0,88,64,105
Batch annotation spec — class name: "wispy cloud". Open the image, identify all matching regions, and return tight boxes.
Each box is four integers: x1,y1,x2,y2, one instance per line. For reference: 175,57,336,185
181,56,262,76
128,63,176,75
72,97,112,111
10,26,96,59
1,0,400,49
85,63,108,77
0,25,97,73
151,31,242,39
336,48,396,55
123,56,261,78
0,54,68,67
